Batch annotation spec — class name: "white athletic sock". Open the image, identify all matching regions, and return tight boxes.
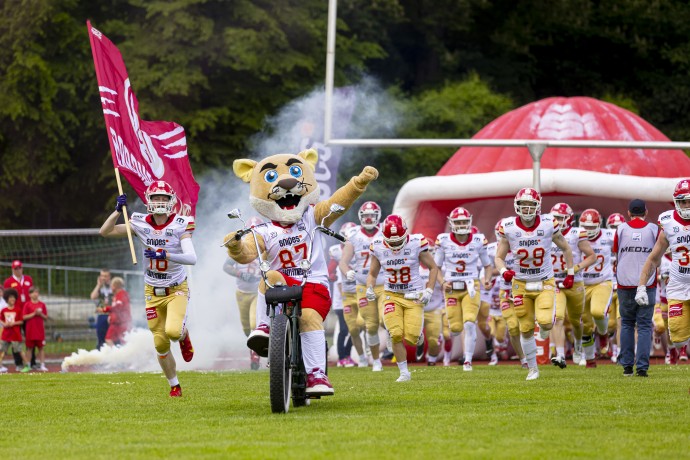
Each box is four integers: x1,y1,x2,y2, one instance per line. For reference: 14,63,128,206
168,376,179,386
427,354,437,363
612,344,619,355
301,330,326,374
255,292,269,327
397,360,408,374
583,335,596,360
157,352,177,381
556,346,565,359
463,321,476,363
594,317,608,335
574,338,582,350
520,335,538,369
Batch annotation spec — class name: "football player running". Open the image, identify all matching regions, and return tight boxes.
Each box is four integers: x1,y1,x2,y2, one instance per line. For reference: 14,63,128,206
482,224,505,365
606,213,625,363
435,207,492,371
578,209,615,368
339,202,387,371
223,216,263,370
366,215,439,382
495,188,574,380
550,203,596,368
638,179,690,362
100,182,196,397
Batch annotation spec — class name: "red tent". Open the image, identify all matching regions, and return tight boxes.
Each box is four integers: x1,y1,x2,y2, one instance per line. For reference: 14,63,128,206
394,96,690,240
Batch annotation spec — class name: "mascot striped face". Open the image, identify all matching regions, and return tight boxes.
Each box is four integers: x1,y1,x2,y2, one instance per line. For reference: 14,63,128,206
233,149,321,225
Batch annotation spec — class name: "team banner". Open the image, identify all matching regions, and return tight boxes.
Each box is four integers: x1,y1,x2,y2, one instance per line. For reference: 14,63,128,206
87,21,199,216
298,87,355,200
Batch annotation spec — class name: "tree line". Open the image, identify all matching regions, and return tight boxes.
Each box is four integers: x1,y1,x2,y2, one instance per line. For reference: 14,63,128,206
1,0,689,228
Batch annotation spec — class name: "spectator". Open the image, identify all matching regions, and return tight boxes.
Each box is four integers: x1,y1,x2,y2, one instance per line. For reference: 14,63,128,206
23,286,48,371
3,260,34,368
90,269,112,350
0,288,30,373
104,277,131,346
613,199,658,377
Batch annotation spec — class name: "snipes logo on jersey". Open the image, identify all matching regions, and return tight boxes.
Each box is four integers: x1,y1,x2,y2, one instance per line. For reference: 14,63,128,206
146,239,166,246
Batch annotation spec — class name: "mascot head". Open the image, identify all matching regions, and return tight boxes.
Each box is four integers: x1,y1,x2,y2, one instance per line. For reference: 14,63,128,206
233,149,320,225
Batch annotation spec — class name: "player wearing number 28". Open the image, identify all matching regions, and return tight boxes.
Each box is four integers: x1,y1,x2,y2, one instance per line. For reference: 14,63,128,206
100,180,197,397
224,149,378,396
495,188,574,381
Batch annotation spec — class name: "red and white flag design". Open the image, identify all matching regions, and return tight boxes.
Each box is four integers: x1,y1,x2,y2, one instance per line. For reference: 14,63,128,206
87,21,200,216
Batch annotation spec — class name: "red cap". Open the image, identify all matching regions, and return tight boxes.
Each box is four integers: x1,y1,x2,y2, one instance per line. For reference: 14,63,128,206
11,260,22,269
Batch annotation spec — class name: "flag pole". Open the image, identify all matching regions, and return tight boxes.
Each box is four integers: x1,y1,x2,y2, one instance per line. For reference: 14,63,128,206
114,167,138,265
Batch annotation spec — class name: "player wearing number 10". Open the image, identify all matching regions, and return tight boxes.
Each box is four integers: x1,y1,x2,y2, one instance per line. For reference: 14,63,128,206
100,181,197,397
495,188,574,381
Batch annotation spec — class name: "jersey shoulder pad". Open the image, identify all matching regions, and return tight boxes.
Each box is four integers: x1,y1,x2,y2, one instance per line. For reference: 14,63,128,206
131,212,147,222
659,210,673,224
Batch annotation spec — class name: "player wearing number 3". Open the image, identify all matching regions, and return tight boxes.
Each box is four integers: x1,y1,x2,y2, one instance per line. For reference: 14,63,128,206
495,188,574,381
366,215,439,382
100,181,197,397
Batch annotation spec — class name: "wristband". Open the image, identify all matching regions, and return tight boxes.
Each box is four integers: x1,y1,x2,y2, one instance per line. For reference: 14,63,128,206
567,268,575,276
499,267,507,275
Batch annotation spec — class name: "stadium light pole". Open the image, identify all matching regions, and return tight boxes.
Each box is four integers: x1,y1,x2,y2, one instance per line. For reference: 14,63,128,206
323,0,690,189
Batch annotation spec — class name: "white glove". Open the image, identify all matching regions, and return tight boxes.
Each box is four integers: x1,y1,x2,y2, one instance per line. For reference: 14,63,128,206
635,285,648,306
419,288,434,305
346,270,356,282
366,286,376,302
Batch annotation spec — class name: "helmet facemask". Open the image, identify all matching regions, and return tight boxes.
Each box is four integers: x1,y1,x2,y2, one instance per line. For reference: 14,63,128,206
147,194,175,216
515,200,540,220
675,195,690,219
449,217,472,235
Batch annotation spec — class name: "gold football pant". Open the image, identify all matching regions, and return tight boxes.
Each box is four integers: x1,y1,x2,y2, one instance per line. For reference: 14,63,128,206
342,291,365,335
653,302,668,335
667,299,690,344
356,284,386,337
444,280,480,334
235,290,257,337
489,314,507,343
555,281,585,323
145,281,189,355
608,290,619,333
382,291,424,346
499,289,520,337
510,278,557,334
423,309,443,357
582,281,613,336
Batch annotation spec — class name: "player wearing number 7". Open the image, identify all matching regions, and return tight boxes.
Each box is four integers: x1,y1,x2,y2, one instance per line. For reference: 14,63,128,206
495,188,574,381
365,214,439,382
100,181,196,398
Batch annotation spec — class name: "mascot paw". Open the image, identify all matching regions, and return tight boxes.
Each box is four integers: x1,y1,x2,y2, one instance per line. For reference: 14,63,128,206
356,166,379,187
222,232,241,249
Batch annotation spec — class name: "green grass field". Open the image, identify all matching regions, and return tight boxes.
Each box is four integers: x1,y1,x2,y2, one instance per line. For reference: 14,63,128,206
3,364,690,459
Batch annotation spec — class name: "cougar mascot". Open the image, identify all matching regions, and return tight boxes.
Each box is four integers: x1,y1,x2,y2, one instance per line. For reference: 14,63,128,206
224,148,378,395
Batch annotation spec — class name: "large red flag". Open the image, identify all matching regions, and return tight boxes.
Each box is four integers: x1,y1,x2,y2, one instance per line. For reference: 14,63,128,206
87,21,200,216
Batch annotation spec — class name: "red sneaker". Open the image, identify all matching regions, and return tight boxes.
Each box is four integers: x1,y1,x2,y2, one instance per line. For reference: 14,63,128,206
586,359,597,368
247,324,270,358
180,331,194,362
680,346,688,361
306,369,334,396
670,347,679,365
169,384,182,397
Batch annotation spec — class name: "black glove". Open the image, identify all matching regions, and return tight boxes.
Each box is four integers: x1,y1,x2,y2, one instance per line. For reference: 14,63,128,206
115,194,127,213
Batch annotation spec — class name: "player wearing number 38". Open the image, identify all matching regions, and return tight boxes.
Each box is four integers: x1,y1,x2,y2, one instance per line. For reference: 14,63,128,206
223,149,378,396
100,180,196,398
494,187,574,381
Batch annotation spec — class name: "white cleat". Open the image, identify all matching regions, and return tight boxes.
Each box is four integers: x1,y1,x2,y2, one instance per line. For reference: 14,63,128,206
372,360,383,372
578,356,587,366
611,353,618,364
488,353,498,366
358,357,369,368
463,361,473,371
573,347,583,365
526,368,540,381
0,366,7,373
443,352,451,367
396,371,411,382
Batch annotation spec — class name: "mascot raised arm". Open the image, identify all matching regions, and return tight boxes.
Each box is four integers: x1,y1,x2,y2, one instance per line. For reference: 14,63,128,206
224,148,378,395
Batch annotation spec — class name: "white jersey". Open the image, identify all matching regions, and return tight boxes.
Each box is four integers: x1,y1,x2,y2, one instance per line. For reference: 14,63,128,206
434,232,491,283
581,229,614,285
370,234,429,293
227,259,261,293
480,242,498,303
349,226,387,286
130,212,195,287
499,214,559,282
552,226,587,283
420,265,444,312
252,205,329,288
659,254,671,302
659,210,690,300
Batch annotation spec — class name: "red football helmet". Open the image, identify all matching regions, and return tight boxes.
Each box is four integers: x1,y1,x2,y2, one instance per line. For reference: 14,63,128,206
358,201,381,230
551,202,574,231
579,208,602,239
382,214,409,250
514,188,541,220
146,181,177,216
338,221,358,240
494,219,504,242
606,213,626,230
448,207,472,235
673,179,690,219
